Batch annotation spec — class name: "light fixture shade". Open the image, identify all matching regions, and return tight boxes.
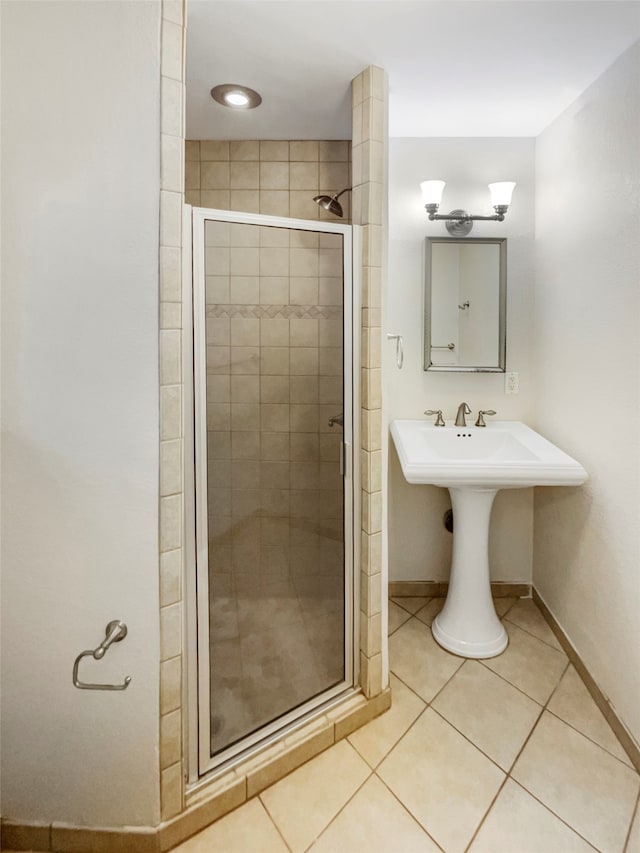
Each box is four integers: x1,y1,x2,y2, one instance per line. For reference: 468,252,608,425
488,182,516,207
420,180,446,206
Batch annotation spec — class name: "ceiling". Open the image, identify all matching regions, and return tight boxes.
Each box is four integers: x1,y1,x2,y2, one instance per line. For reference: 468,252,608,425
186,1,640,139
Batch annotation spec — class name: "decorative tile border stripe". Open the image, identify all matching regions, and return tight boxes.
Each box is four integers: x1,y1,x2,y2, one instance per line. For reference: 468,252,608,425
533,588,640,773
389,581,532,599
0,690,391,853
205,303,341,320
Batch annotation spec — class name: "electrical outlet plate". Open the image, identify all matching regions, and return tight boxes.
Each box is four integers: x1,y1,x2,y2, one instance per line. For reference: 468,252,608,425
505,372,519,395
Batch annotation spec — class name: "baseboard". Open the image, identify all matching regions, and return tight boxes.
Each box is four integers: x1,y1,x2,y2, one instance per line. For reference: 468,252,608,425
533,587,640,774
0,820,158,853
0,688,392,853
389,580,531,599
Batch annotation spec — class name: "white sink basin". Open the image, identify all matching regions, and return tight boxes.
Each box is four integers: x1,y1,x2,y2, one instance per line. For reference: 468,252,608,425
390,419,587,658
391,420,587,489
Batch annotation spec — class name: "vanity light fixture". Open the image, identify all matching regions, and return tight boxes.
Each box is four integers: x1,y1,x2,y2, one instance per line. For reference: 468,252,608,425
421,180,516,236
210,84,262,110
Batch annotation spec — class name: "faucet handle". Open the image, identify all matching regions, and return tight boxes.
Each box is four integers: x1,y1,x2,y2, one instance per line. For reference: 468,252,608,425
425,409,446,427
475,409,496,427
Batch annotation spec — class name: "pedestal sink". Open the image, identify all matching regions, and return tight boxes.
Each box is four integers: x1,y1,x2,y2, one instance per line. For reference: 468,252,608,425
390,420,587,658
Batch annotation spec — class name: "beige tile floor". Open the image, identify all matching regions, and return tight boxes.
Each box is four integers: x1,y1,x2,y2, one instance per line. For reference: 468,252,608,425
172,596,640,853
7,598,639,853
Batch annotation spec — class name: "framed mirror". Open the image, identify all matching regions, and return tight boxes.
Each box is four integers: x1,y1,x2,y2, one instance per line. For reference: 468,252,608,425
424,237,506,372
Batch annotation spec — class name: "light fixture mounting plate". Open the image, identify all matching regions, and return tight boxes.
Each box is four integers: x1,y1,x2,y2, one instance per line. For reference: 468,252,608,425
445,210,473,237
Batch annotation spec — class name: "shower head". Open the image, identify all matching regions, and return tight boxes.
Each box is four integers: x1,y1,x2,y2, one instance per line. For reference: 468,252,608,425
313,187,352,218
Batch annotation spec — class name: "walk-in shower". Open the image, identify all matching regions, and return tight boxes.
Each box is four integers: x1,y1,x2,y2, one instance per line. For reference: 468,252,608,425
187,207,357,775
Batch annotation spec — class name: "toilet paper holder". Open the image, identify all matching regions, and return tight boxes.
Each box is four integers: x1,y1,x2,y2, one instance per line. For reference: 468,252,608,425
72,620,132,691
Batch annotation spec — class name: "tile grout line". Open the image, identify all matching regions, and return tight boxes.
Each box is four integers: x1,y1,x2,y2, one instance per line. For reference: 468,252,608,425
462,773,510,853
507,778,601,851
387,601,637,852
391,608,567,719
464,658,579,852
299,764,376,852
387,616,411,636
475,656,556,705
429,703,538,779
372,769,446,853
498,597,518,619
496,657,614,849
544,705,639,771
373,691,432,758
461,702,549,851
623,788,640,853
388,618,466,707
255,795,294,853
257,790,294,853
245,597,639,853
503,614,565,653
520,632,635,774
503,657,570,771
187,596,636,853
389,596,433,617
347,680,430,771
476,645,568,707
389,608,590,852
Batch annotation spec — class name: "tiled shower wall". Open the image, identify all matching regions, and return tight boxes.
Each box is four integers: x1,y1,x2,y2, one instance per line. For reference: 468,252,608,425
204,221,345,595
352,67,386,698
184,139,351,223
158,0,186,822
186,116,386,703
162,71,386,828
204,219,347,755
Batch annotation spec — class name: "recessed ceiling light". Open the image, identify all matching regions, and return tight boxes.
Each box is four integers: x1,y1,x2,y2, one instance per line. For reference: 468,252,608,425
210,84,262,110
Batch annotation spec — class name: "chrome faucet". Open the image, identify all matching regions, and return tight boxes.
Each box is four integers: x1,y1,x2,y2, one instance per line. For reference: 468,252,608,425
454,402,471,427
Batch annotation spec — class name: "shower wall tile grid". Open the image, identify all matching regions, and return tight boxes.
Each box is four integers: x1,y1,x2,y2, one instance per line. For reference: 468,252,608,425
202,220,347,753
157,53,386,831
187,101,388,701
159,0,186,822
352,67,386,699
184,139,351,223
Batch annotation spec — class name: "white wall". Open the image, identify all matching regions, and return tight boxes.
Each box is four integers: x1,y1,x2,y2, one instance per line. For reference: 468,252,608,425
387,139,535,583
1,0,162,826
533,43,640,745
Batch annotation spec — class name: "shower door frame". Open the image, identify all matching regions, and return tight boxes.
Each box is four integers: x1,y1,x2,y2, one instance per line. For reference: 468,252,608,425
184,206,360,782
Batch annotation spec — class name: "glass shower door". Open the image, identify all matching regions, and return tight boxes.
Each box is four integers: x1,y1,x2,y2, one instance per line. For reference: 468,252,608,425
192,209,353,772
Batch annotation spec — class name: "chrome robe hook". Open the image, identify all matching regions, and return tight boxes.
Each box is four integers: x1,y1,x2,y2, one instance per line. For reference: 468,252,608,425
72,620,132,690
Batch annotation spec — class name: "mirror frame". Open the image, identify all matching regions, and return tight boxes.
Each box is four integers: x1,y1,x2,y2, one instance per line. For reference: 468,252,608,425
423,237,507,373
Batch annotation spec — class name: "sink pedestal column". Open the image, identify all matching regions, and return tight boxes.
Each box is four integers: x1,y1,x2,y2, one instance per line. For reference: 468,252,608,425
432,487,508,658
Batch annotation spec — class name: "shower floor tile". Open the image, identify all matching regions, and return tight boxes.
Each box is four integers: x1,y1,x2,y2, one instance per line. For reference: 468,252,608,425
209,578,344,756
174,596,639,853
